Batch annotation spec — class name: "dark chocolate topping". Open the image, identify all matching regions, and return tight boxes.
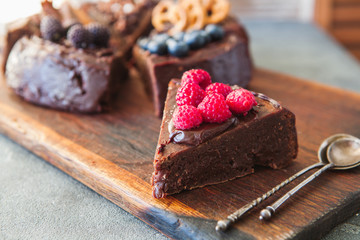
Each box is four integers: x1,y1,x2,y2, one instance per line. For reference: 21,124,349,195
232,85,281,108
169,117,238,145
167,88,281,146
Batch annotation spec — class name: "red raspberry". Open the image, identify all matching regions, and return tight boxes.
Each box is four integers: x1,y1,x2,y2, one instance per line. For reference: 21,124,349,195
198,93,232,123
176,83,206,107
172,105,203,130
205,83,233,97
226,88,258,115
181,69,212,89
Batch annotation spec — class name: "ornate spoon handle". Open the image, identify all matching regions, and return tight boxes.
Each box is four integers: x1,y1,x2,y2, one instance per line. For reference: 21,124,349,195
259,163,334,220
215,162,324,231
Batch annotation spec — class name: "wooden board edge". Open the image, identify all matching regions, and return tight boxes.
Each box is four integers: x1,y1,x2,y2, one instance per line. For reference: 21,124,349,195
292,191,360,240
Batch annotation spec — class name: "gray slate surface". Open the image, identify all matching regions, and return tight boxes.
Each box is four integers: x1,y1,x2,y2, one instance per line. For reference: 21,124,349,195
1,21,360,240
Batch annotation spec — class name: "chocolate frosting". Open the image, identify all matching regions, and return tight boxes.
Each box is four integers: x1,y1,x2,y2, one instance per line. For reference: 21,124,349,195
167,90,281,146
169,117,238,145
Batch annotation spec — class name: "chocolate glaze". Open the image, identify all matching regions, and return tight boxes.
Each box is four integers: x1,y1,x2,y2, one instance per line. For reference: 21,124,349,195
169,117,238,145
167,89,281,146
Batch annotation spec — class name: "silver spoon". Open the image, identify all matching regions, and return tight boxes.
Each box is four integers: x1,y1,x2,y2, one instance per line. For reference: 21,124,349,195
215,133,357,231
259,136,360,220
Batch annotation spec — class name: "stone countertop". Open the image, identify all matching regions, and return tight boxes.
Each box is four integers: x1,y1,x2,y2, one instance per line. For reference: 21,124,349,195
1,21,360,240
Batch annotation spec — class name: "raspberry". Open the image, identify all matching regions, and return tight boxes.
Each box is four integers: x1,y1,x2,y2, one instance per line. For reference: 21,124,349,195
198,93,232,123
205,83,232,97
67,24,90,48
40,16,64,42
226,88,258,115
172,105,203,130
86,23,110,48
176,83,206,107
181,69,212,89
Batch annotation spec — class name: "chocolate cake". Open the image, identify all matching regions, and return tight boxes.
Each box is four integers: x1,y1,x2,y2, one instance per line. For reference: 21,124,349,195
133,18,252,117
3,0,156,112
6,36,124,113
152,79,298,198
132,0,252,117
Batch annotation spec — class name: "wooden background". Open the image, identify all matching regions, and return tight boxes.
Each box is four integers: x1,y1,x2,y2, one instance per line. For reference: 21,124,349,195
315,0,360,60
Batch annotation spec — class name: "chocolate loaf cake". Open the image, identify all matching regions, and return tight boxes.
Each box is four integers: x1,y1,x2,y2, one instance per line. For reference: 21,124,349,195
152,79,298,198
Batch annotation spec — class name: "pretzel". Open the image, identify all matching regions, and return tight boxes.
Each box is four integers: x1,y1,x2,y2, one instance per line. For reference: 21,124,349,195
179,0,206,30
152,1,187,34
203,0,230,24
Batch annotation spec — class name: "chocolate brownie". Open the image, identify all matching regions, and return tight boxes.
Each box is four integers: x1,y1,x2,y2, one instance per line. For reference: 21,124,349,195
6,36,124,113
152,79,298,198
133,18,252,117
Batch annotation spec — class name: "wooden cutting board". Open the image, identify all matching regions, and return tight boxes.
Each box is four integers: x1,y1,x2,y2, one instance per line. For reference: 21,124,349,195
1,69,360,240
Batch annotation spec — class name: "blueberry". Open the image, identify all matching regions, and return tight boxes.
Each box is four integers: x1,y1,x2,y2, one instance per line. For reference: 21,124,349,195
184,30,206,50
166,38,189,57
147,40,167,55
86,23,110,48
40,16,64,42
200,30,211,45
152,33,170,44
137,37,150,50
172,32,185,41
205,24,224,41
67,24,90,48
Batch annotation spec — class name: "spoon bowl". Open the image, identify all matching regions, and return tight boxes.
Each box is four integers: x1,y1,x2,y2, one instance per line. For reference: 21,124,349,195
327,137,360,169
317,133,358,167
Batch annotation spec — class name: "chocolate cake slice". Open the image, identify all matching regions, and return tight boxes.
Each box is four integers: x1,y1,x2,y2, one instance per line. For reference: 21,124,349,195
133,17,252,117
3,0,156,113
6,36,123,113
152,79,298,198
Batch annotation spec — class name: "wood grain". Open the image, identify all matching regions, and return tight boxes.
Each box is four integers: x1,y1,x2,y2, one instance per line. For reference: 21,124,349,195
331,26,360,45
333,6,360,22
0,69,360,240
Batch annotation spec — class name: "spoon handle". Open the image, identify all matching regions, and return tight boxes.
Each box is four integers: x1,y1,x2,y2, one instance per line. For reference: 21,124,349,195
259,163,334,220
215,162,324,231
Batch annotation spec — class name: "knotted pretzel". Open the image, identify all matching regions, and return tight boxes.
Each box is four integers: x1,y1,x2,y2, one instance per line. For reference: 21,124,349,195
152,0,230,34
179,0,206,30
152,0,187,34
202,0,230,24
